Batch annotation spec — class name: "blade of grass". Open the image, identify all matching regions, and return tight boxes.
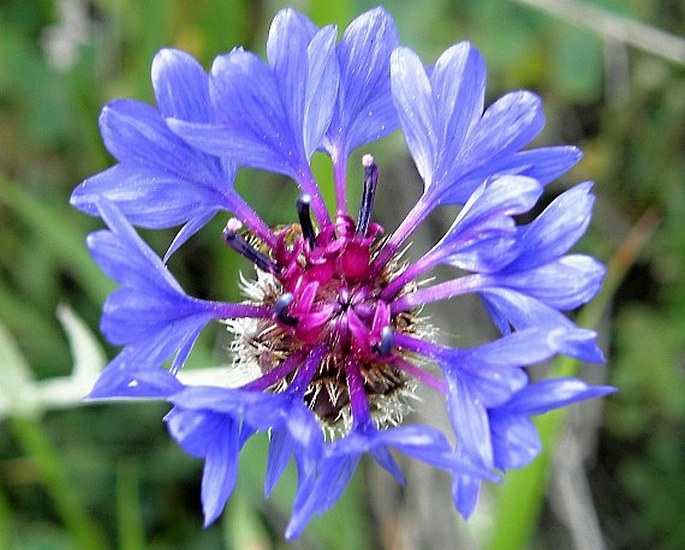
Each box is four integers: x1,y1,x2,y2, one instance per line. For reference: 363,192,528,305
221,484,270,550
487,208,661,550
0,174,114,304
117,459,146,550
0,485,12,550
10,416,107,550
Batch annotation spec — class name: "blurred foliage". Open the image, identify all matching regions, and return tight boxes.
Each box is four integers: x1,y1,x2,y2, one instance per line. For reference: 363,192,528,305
0,0,684,548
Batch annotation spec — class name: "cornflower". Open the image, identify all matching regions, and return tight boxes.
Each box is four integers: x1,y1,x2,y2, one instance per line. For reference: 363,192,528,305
71,6,614,538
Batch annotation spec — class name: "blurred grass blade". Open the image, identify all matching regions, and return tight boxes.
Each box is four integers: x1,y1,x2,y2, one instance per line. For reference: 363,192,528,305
0,174,114,304
222,485,270,550
0,485,12,550
10,417,108,550
488,208,661,550
117,459,146,550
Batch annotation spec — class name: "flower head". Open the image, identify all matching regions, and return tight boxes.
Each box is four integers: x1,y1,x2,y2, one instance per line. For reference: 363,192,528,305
74,6,613,538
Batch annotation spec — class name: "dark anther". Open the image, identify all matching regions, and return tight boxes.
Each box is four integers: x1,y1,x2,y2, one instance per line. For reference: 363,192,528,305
356,154,379,237
379,326,394,355
274,293,298,327
297,194,317,249
222,218,280,274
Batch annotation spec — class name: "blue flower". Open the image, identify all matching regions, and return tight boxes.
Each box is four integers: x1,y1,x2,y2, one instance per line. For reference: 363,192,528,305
76,6,613,538
71,49,276,258
85,199,270,398
454,378,616,517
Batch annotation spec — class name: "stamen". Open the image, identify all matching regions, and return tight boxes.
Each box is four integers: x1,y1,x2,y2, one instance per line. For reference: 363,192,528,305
379,326,394,356
356,154,379,237
296,194,317,249
222,218,280,274
274,293,298,327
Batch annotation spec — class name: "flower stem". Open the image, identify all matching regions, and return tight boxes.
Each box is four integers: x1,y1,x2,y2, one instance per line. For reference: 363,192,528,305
394,332,445,359
381,249,440,300
371,194,434,275
344,357,372,427
215,302,272,319
0,484,11,550
227,192,278,248
298,168,332,229
390,274,483,312
333,150,349,216
391,355,446,393
241,350,307,391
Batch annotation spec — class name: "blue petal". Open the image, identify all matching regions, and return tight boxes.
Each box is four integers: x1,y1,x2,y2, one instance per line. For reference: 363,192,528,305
325,7,400,156
451,176,542,235
170,385,322,508
201,423,240,527
265,428,294,497
88,201,229,377
391,47,438,187
99,99,217,181
502,378,616,416
509,181,596,269
87,201,182,293
285,453,359,540
164,209,218,262
460,90,544,170
480,288,606,363
174,46,320,178
152,48,210,120
374,425,464,473
432,42,486,174
87,354,183,399
452,469,482,519
286,422,460,539
72,164,224,229
171,386,279,422
72,89,237,257
490,255,606,310
177,19,337,180
433,176,543,272
207,48,296,175
440,329,573,407
370,446,406,484
444,372,493,467
488,379,614,471
169,118,293,176
462,365,528,407
101,288,196,341
489,413,541,470
484,145,583,186
165,406,241,526
264,401,323,497
303,26,339,158
266,9,319,135
466,328,566,367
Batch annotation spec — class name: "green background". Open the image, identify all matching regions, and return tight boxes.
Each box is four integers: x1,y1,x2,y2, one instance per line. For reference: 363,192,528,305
1,0,684,548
